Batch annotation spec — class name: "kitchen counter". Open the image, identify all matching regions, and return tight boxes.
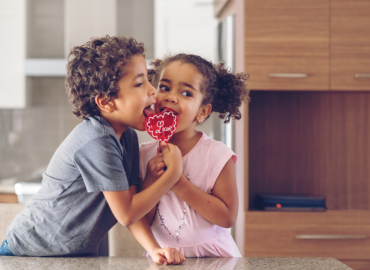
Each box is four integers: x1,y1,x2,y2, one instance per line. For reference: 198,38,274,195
0,178,17,194
0,256,350,270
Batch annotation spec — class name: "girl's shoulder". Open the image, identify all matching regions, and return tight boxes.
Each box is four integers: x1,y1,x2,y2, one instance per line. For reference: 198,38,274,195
138,140,158,179
201,136,221,146
199,133,231,152
139,139,158,150
192,132,236,165
139,140,158,160
187,133,237,189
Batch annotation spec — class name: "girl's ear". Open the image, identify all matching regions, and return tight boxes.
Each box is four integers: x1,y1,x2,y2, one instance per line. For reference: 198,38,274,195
196,103,212,124
95,95,116,113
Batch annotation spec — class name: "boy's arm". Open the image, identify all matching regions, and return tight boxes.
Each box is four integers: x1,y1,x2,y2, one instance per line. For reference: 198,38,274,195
103,166,177,226
126,185,185,265
103,143,182,227
140,150,168,225
171,158,239,228
140,178,158,225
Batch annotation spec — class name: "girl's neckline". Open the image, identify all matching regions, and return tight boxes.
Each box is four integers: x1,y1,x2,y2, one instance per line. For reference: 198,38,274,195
182,131,205,160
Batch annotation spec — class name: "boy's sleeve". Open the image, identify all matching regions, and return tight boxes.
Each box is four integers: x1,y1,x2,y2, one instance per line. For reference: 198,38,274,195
74,136,130,193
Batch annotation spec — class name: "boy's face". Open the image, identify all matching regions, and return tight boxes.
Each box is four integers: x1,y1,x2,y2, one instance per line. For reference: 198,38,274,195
113,54,156,131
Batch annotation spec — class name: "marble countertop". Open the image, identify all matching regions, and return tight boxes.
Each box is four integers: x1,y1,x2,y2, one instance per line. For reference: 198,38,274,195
0,257,350,270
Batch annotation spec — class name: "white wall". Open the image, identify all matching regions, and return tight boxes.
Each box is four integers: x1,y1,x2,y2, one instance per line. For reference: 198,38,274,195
0,0,26,108
154,0,218,62
64,0,117,57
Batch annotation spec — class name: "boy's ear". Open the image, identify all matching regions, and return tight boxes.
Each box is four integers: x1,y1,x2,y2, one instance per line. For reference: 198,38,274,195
196,103,212,124
95,95,116,113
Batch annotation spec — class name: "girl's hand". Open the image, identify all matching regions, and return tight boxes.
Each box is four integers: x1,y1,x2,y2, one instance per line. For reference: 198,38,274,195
148,247,185,265
145,153,166,183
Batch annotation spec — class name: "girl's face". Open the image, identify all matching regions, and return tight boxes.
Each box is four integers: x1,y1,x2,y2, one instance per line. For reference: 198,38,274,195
155,61,204,134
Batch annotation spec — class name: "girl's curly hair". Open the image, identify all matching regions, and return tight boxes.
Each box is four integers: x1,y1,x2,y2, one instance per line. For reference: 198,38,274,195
150,54,250,123
65,35,145,119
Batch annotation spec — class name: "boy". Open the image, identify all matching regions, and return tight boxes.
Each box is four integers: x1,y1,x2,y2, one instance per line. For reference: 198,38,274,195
0,36,184,265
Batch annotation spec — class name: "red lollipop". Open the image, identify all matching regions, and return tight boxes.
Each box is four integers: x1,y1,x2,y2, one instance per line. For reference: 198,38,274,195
145,108,178,143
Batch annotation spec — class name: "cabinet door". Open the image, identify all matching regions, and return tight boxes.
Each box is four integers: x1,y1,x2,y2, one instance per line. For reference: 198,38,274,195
244,0,329,90
331,0,370,90
245,211,370,260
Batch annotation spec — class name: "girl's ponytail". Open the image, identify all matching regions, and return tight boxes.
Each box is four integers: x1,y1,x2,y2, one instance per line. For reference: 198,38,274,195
148,59,162,87
209,63,249,123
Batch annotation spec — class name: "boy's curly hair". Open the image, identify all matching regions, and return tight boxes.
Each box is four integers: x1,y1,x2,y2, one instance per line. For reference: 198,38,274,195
150,54,250,123
65,35,145,119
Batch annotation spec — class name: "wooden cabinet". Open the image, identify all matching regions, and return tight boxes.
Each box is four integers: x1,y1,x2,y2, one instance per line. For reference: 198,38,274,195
245,211,370,259
331,0,370,90
244,0,370,91
244,0,330,91
0,193,18,203
248,91,370,211
245,90,370,268
242,1,370,268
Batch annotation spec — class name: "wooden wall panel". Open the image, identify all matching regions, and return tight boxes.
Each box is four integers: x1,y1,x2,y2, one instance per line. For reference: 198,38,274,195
248,91,370,210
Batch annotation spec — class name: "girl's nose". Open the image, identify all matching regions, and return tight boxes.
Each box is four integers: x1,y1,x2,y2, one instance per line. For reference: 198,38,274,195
165,94,177,103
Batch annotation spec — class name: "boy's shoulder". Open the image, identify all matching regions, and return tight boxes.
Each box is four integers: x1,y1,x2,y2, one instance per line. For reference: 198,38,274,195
69,116,126,145
73,116,110,138
55,116,121,160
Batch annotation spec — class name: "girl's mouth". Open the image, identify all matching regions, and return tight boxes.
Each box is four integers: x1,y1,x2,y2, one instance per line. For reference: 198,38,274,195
143,105,155,117
159,107,179,115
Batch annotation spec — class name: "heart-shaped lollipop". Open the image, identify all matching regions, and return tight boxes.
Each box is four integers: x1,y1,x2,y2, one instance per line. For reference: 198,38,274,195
145,108,178,143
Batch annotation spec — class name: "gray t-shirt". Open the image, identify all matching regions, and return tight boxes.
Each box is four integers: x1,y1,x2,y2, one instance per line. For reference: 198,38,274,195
6,116,140,256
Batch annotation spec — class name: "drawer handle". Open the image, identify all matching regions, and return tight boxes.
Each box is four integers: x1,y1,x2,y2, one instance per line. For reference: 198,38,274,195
269,73,308,78
295,235,368,240
355,74,370,78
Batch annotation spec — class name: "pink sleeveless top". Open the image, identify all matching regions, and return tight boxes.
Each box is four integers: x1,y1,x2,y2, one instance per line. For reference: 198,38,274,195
139,132,241,257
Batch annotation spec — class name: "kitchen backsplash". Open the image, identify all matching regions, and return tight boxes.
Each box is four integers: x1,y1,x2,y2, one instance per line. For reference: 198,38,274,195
0,77,81,183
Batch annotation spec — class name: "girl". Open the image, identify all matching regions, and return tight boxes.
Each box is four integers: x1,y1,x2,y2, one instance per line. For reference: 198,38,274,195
140,54,249,257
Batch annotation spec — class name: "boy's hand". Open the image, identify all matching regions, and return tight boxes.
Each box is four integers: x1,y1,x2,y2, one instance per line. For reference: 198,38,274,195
145,153,166,183
160,143,183,181
148,247,185,265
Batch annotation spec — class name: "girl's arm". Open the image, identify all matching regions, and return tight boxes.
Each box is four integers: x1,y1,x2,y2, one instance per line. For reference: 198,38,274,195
171,158,238,228
127,185,185,265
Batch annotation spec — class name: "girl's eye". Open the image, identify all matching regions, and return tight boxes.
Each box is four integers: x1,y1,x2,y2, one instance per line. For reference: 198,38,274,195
182,91,192,97
159,85,169,91
135,82,143,87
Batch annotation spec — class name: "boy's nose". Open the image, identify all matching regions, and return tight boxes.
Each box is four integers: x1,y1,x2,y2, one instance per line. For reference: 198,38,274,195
148,84,156,97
